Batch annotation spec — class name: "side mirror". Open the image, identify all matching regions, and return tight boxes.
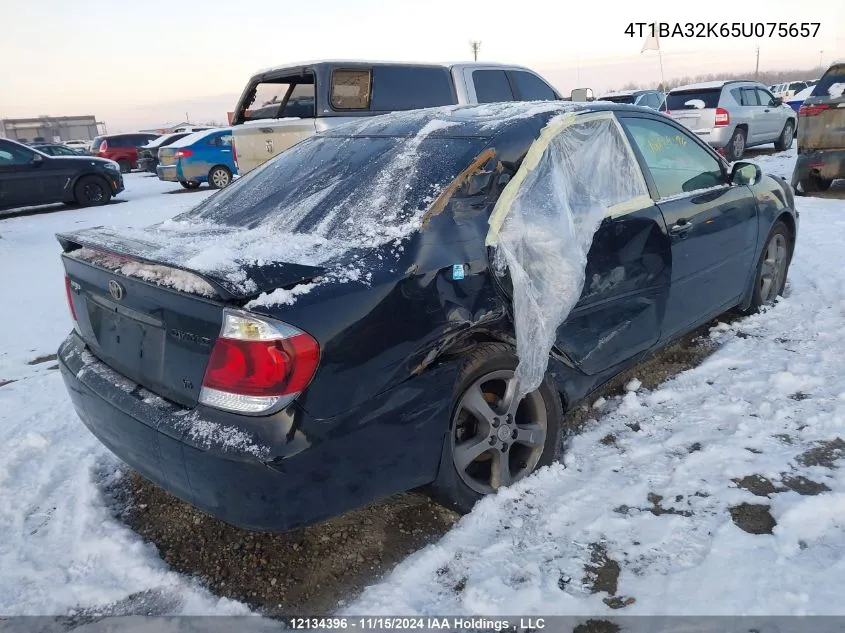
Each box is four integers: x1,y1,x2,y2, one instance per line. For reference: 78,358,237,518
684,99,706,110
730,161,761,186
771,96,783,106
31,153,44,166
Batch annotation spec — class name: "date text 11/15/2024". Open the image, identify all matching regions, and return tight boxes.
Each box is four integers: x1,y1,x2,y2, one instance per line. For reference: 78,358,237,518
624,22,820,38
287,617,548,631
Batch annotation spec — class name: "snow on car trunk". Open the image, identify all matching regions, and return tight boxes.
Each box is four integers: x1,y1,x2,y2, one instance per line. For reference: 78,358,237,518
346,193,845,616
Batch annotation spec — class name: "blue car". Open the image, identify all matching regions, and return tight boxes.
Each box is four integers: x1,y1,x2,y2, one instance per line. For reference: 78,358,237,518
156,128,237,189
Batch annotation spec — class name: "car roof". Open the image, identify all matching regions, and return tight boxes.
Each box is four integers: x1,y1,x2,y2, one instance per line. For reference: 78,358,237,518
670,79,756,92
250,59,540,78
319,101,650,140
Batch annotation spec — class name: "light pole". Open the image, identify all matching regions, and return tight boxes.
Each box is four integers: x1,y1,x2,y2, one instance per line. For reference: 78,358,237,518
819,50,824,72
469,41,481,62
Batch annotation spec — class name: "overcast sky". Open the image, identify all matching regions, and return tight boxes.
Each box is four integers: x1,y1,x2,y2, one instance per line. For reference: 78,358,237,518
1,0,843,131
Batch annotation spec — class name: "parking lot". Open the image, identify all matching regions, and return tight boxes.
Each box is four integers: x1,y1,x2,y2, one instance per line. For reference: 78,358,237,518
3,139,845,616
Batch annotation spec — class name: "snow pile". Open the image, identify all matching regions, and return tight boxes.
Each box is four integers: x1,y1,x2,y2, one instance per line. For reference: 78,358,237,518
488,114,649,397
828,83,845,98
347,194,845,616
70,247,217,298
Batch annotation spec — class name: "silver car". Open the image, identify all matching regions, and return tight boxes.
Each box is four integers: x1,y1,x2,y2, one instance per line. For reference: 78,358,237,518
665,80,796,161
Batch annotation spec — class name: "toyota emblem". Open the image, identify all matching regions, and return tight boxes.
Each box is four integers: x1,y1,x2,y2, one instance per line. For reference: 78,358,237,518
108,280,125,301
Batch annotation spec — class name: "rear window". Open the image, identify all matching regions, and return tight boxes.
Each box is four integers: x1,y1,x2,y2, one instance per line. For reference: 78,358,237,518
789,82,806,91
331,69,371,110
370,66,455,111
666,89,722,110
177,134,487,248
242,75,316,121
812,65,845,98
473,70,515,103
91,136,103,150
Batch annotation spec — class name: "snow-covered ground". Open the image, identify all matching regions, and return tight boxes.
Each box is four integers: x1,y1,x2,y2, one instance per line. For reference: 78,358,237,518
1,150,845,616
0,175,246,615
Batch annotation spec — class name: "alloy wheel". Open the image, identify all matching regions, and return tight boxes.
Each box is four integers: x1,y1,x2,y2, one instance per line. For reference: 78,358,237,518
211,168,230,188
759,233,788,303
83,182,105,203
450,369,547,494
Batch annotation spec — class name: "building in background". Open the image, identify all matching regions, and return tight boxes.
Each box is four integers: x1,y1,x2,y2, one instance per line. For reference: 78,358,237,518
139,121,212,134
0,115,104,143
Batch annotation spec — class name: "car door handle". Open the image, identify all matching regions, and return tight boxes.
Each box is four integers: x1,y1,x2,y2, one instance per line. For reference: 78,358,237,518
221,149,231,153
670,221,693,235
764,109,771,112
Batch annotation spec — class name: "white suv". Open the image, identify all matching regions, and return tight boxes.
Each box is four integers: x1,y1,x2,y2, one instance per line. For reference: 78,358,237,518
666,80,796,161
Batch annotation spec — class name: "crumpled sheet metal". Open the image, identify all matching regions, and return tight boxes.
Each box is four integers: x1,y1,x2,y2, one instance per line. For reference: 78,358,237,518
485,111,652,397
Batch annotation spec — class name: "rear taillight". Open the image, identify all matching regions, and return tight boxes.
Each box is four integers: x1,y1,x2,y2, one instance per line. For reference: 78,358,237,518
715,107,730,126
199,309,320,414
799,103,830,117
232,142,238,168
99,140,108,152
64,275,78,322
174,149,193,158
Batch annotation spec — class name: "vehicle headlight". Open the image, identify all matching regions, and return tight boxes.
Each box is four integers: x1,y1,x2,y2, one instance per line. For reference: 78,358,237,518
103,160,120,172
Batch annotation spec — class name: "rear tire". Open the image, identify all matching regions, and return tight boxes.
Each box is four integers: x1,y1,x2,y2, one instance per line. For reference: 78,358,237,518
117,160,131,174
774,120,794,151
74,176,112,207
427,343,563,514
740,220,792,314
208,165,232,189
179,180,201,190
800,175,832,193
725,128,746,162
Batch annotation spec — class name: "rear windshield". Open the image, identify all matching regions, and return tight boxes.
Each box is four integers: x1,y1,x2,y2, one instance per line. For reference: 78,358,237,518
599,94,635,104
666,89,721,110
177,133,487,249
812,65,845,98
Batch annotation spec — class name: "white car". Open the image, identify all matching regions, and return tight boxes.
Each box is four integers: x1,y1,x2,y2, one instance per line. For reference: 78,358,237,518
63,139,92,152
771,81,809,100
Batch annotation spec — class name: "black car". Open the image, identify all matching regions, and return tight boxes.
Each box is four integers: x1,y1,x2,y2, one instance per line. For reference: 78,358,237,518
136,132,197,173
0,138,124,210
30,143,87,157
56,102,797,532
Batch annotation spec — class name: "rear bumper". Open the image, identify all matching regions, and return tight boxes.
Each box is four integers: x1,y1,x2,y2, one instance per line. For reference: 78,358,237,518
694,125,732,148
58,332,453,531
156,164,178,182
791,149,845,186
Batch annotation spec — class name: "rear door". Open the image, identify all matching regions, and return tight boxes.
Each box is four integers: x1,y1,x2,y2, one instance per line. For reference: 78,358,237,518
619,114,758,340
542,117,669,375
799,63,845,151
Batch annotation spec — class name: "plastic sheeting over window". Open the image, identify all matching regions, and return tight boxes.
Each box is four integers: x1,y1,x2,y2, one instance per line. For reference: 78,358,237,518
486,112,651,398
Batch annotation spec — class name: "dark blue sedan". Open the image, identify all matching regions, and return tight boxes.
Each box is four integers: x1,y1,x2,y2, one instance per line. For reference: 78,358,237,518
56,102,797,531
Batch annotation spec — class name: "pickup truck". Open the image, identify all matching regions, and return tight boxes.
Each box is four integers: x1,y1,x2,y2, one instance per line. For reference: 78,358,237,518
230,60,563,174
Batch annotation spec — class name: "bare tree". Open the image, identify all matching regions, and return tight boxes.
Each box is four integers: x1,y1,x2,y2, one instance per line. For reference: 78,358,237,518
469,40,481,62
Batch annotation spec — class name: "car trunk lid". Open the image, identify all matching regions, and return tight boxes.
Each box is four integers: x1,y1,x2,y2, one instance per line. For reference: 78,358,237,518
59,230,326,407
